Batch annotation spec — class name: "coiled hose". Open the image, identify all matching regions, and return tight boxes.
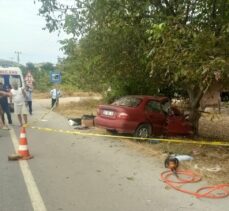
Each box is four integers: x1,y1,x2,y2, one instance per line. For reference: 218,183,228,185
161,170,229,199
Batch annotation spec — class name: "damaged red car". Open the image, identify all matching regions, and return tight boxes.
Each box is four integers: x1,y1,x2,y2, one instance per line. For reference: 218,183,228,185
95,96,193,137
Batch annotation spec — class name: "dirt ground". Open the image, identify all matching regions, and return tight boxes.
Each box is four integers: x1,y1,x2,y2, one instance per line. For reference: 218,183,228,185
39,94,229,184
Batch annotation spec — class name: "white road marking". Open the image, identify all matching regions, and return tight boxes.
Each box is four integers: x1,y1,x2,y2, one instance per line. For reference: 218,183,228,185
9,128,47,211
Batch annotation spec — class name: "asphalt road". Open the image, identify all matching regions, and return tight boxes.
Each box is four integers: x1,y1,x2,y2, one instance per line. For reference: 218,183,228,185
0,99,228,211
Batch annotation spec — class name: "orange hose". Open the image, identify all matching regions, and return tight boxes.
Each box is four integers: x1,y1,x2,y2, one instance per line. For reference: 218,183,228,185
161,170,229,199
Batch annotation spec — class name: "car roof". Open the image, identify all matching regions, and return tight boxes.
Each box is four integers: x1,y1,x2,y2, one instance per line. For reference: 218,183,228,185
123,95,169,102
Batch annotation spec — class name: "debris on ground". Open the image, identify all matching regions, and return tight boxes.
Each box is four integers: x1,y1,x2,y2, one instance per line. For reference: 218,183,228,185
81,114,95,127
8,154,22,161
68,114,95,129
194,164,221,172
74,125,89,130
175,155,193,161
148,140,160,144
68,118,81,126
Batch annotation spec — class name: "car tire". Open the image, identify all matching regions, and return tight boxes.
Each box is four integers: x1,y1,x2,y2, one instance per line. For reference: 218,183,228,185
134,124,152,138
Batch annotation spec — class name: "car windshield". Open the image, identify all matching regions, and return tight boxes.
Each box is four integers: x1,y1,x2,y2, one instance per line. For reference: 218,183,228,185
112,97,142,107
0,75,22,88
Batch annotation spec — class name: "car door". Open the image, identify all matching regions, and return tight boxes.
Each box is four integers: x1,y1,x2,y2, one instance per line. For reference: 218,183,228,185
144,100,166,135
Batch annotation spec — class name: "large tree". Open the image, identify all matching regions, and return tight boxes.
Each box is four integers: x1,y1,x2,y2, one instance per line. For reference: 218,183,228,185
39,0,158,98
146,0,229,133
37,0,229,134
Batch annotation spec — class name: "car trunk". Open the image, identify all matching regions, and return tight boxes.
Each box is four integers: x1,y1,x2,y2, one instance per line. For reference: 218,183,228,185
97,105,117,118
98,105,138,120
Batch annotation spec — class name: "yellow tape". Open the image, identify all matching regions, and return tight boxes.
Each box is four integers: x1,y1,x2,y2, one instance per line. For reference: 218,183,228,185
23,101,229,147
30,126,229,147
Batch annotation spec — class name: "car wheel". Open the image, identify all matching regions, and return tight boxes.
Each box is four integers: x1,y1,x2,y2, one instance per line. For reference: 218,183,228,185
134,124,152,138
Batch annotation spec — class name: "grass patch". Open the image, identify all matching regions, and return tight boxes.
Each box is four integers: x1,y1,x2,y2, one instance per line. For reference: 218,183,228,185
55,99,104,118
33,90,102,99
33,91,50,99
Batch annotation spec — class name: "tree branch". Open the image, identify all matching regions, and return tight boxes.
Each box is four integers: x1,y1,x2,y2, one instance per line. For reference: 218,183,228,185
163,0,176,16
183,0,191,24
212,0,217,19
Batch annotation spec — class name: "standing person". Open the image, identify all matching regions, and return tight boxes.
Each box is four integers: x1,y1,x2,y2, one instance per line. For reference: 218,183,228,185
50,86,61,108
10,82,28,127
0,104,8,129
0,82,12,125
0,90,12,129
25,85,33,115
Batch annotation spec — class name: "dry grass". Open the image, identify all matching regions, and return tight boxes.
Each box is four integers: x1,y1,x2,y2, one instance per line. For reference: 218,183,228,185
53,96,229,184
33,90,102,99
199,115,229,140
62,90,102,97
33,91,50,99
55,99,104,118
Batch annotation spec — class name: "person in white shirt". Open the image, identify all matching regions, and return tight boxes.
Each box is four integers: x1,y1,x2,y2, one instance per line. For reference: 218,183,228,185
10,82,28,126
50,86,61,108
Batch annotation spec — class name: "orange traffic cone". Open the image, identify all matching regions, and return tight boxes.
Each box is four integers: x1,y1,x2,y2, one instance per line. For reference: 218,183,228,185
18,127,33,160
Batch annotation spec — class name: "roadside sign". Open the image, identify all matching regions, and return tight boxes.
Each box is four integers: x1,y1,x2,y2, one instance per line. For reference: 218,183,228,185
50,71,62,83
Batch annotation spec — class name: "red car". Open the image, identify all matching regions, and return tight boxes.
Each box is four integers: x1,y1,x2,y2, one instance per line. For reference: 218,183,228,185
95,96,193,137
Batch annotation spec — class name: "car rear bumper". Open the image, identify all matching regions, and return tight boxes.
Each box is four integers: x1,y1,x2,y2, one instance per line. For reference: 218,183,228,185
95,116,136,134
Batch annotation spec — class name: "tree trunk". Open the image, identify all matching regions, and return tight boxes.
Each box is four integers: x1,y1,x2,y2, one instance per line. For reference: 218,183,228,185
187,86,204,136
189,105,201,135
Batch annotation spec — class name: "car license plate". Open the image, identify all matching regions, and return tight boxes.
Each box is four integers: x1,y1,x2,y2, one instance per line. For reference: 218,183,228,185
103,110,114,116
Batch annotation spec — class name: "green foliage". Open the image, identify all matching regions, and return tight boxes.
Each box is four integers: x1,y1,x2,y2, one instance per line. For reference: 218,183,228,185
37,0,229,134
24,62,54,92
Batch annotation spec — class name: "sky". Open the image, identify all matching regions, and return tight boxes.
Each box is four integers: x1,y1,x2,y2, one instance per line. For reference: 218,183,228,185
0,0,66,65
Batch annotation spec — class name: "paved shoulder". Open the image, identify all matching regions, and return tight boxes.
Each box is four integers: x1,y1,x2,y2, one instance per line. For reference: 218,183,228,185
0,130,33,211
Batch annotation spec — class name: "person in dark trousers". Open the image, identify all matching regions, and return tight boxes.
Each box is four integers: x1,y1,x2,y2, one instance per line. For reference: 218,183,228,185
0,105,8,129
50,86,61,108
25,85,33,115
0,82,12,125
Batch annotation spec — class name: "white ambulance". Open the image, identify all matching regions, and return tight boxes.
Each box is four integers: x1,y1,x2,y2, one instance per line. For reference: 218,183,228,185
0,67,25,89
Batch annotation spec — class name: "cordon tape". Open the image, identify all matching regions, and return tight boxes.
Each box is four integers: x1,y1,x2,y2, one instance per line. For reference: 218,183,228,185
22,102,229,147
26,126,229,147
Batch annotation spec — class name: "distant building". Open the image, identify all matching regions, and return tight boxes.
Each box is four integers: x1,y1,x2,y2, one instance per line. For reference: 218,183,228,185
200,81,229,112
200,82,222,109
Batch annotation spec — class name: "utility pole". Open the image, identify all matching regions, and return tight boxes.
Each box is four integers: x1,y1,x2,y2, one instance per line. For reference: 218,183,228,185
14,51,22,64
